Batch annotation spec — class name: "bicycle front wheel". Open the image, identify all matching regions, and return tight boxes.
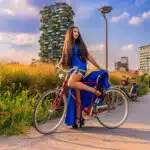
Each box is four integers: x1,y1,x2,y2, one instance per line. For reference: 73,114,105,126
95,87,128,129
33,89,67,134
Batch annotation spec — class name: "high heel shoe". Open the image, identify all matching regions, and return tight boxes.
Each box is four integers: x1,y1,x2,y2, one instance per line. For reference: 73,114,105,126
72,118,80,129
79,118,85,128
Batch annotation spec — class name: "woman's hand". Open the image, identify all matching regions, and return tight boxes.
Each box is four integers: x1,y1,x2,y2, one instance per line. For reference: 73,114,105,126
56,58,62,67
55,61,62,70
55,64,60,70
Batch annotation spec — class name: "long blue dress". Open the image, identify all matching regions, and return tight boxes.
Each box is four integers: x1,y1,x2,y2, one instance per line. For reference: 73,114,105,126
65,45,111,126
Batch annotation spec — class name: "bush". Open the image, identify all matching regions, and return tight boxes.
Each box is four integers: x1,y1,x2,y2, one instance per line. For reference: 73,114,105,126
138,82,149,96
0,63,60,135
0,89,41,135
109,75,121,85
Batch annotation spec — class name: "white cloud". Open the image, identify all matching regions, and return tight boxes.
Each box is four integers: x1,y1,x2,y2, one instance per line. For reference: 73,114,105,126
88,43,105,52
142,11,150,19
0,0,39,18
119,44,138,70
129,11,150,25
111,12,130,23
0,32,40,46
0,49,39,64
85,43,105,68
0,32,40,64
129,16,144,25
2,9,15,16
74,2,108,22
121,44,136,52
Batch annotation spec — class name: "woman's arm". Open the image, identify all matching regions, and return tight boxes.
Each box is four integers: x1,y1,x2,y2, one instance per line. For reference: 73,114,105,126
87,52,101,70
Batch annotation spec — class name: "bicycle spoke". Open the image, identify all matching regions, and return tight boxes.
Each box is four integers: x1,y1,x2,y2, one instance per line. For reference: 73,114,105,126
33,90,67,134
95,88,128,128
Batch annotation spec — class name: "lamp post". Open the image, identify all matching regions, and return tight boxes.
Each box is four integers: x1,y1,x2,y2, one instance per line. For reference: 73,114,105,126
99,6,112,71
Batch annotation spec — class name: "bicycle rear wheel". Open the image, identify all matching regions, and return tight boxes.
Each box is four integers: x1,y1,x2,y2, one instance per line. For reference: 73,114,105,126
95,87,128,129
33,89,67,134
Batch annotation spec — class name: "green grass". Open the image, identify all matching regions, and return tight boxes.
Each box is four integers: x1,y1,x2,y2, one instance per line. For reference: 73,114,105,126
0,88,41,135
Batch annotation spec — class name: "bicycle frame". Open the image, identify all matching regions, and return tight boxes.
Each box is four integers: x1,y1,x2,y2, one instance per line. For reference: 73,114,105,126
52,72,115,116
120,77,137,98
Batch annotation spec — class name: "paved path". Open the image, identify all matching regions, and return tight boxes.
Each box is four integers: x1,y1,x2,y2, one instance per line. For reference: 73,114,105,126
0,93,150,150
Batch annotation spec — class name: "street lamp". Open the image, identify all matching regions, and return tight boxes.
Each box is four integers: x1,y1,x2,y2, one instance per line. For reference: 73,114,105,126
99,6,112,71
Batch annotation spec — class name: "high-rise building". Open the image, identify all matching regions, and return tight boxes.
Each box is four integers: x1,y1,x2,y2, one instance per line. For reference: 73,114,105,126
139,45,150,75
115,57,129,71
121,57,129,71
115,61,122,71
39,2,75,62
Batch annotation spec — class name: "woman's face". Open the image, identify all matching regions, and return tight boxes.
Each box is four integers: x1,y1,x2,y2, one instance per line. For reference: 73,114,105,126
73,28,79,40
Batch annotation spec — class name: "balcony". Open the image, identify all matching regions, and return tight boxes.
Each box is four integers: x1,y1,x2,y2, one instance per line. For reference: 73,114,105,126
58,8,64,11
53,41,58,44
59,43,63,46
45,24,49,28
60,28,66,31
44,41,49,44
55,14,60,17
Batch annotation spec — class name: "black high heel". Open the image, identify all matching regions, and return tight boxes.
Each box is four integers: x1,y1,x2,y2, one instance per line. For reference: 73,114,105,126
79,118,85,128
72,118,80,129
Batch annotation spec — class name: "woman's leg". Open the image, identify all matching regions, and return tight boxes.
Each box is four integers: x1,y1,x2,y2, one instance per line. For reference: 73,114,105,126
75,89,81,123
68,72,101,96
68,71,101,126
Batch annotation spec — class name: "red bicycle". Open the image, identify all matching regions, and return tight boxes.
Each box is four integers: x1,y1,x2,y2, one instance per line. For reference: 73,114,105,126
33,66,128,134
114,75,139,102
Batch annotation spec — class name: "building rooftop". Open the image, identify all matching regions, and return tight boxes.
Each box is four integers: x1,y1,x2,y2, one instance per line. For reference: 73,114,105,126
139,44,150,48
121,56,128,58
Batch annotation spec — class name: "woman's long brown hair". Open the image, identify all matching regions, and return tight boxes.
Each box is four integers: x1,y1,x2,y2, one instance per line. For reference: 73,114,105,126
61,26,88,69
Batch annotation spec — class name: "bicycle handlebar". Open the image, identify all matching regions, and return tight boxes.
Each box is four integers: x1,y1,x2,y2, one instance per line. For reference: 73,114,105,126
55,65,86,74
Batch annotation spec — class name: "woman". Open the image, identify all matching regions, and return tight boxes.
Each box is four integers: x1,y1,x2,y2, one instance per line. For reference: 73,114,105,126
56,26,103,128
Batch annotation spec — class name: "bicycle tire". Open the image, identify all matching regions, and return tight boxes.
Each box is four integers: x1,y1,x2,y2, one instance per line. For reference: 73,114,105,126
33,89,68,134
95,87,129,129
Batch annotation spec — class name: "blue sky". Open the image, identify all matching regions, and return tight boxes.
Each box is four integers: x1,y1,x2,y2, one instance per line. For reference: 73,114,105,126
0,0,150,70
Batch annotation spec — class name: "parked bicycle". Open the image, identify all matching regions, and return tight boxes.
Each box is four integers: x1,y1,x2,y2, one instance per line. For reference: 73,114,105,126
116,75,139,101
33,66,129,134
